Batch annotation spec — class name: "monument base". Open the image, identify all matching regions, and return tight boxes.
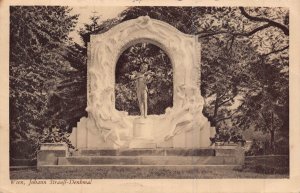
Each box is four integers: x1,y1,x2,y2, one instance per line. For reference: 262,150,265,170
37,145,245,168
69,114,215,149
132,117,154,139
129,118,156,148
129,139,157,149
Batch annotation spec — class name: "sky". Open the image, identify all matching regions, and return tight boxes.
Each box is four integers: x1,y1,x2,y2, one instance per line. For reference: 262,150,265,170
69,6,128,45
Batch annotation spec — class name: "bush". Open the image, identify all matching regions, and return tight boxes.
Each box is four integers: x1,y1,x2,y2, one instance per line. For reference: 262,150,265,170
210,127,246,145
245,137,289,156
38,127,74,149
245,139,265,156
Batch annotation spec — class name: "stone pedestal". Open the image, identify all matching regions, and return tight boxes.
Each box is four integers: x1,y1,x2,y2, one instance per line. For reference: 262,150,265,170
129,118,156,148
37,143,68,166
214,145,245,165
132,118,154,139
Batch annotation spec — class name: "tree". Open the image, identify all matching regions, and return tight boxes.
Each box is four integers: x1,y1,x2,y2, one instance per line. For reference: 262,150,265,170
9,6,80,159
79,15,121,48
234,52,288,153
201,36,259,129
229,7,289,153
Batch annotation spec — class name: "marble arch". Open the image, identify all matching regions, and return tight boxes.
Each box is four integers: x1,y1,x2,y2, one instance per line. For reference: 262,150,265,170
69,16,215,149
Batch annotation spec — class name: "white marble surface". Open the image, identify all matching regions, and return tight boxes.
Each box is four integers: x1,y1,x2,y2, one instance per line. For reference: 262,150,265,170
69,16,215,149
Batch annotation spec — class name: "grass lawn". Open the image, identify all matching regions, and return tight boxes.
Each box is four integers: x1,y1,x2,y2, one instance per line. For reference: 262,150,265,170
10,156,289,179
10,166,288,179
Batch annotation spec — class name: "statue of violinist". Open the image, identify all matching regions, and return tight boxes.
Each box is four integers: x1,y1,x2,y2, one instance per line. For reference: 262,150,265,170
128,63,154,118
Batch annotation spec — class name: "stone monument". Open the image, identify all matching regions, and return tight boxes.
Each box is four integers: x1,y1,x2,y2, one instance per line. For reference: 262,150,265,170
69,16,216,149
128,62,156,148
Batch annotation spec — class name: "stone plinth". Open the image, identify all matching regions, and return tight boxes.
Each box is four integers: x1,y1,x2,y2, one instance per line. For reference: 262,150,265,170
37,147,245,170
40,143,68,150
79,148,215,156
128,139,157,149
56,147,244,166
214,145,245,165
58,156,237,166
132,118,154,139
37,143,68,166
129,118,156,148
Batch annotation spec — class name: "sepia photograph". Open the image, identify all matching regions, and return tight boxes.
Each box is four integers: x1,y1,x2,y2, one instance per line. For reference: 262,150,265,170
1,0,300,192
8,5,290,179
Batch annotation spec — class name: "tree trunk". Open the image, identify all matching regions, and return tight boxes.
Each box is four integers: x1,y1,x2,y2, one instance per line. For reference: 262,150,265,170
270,129,275,153
270,112,275,153
212,93,220,129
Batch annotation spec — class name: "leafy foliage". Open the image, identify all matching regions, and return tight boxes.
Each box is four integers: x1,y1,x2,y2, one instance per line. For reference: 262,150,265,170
115,43,173,115
210,127,246,145
9,6,82,159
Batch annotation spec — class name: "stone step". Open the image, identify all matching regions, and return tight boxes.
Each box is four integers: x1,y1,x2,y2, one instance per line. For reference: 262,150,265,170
58,156,238,166
77,148,216,157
